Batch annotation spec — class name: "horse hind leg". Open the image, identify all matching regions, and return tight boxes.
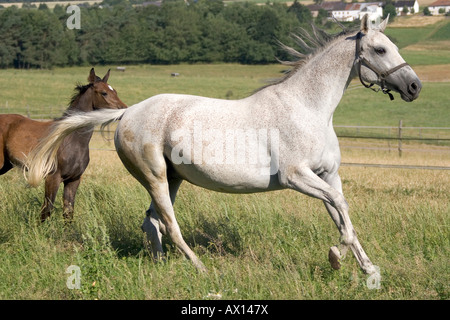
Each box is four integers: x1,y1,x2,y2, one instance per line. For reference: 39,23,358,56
0,140,13,175
0,156,13,175
142,203,164,259
141,178,181,260
120,142,206,272
146,176,206,272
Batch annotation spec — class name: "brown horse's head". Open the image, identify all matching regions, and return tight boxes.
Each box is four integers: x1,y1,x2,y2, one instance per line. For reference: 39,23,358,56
85,68,127,110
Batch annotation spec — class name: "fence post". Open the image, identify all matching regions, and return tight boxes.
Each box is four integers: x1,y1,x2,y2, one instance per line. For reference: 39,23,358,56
398,120,403,157
388,127,391,152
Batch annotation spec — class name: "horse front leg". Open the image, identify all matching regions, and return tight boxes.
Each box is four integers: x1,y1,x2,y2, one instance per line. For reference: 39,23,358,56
62,178,81,221
41,174,62,222
321,172,376,275
282,167,377,275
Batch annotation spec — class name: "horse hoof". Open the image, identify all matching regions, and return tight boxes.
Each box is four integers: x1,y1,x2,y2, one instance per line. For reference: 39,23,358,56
196,262,208,274
328,246,341,270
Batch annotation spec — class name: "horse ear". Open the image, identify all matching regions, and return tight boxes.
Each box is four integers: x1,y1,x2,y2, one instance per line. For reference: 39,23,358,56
102,69,111,83
360,14,370,34
379,14,389,33
88,68,96,84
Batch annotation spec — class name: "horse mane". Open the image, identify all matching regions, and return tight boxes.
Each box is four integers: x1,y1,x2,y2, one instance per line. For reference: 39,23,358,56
51,84,94,120
54,75,104,120
68,74,103,107
256,22,358,92
68,83,93,107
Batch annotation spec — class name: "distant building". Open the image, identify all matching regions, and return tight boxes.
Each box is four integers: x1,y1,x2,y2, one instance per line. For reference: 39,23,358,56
392,0,420,15
358,3,384,22
140,1,163,7
428,0,450,14
307,2,383,23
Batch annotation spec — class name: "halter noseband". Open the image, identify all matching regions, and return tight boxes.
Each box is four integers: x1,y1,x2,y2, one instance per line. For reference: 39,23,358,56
355,32,409,101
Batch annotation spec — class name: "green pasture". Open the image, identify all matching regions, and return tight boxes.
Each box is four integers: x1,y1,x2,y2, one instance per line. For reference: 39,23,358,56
384,19,449,49
336,81,450,127
0,63,449,128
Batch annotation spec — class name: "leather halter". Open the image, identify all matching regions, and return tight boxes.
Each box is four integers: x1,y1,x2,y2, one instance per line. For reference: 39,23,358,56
355,32,409,101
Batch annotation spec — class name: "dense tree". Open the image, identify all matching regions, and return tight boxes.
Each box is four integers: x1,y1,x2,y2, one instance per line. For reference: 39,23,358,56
0,0,319,68
0,7,22,68
383,0,397,20
288,0,313,24
0,7,68,68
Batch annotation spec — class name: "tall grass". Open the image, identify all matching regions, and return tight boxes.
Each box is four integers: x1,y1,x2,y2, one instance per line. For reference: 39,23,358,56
0,149,448,300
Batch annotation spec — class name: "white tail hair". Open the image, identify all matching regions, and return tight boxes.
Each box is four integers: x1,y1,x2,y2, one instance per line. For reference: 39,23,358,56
25,108,127,187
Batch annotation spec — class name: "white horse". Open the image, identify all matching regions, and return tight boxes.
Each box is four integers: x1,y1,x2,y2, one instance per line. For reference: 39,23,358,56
26,15,421,275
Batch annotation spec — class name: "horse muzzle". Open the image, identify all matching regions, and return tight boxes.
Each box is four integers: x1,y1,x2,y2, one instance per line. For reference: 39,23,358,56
385,67,422,102
403,78,422,102
395,75,422,102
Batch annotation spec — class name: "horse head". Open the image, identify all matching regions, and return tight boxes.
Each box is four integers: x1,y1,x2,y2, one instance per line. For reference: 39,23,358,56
88,68,127,110
356,14,422,102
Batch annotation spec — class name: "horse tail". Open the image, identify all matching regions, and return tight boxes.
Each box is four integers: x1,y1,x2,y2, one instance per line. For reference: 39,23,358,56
25,108,127,187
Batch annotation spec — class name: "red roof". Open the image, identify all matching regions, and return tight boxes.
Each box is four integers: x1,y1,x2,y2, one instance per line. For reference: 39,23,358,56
429,0,450,6
345,3,363,10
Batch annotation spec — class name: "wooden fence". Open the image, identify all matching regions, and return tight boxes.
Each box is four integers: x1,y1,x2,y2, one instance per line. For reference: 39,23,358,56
334,122,450,157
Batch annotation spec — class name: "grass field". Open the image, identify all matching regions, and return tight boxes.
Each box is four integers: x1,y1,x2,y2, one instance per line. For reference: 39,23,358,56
0,148,448,300
1,63,449,128
0,23,449,300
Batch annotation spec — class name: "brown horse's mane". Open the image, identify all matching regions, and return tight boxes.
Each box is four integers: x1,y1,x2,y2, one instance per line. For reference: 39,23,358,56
69,83,93,106
55,76,103,120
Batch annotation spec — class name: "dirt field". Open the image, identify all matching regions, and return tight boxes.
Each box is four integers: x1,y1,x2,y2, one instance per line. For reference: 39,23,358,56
390,15,448,28
404,40,450,51
414,64,450,82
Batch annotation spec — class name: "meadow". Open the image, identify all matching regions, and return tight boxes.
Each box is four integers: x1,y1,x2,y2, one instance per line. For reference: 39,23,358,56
1,63,449,127
0,148,448,300
0,22,449,300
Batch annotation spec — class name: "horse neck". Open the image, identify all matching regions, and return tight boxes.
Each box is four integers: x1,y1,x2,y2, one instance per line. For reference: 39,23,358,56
63,87,95,141
274,35,356,121
67,87,95,114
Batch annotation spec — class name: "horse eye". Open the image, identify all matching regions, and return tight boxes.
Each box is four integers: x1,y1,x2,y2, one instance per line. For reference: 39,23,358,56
375,47,386,55
101,91,108,97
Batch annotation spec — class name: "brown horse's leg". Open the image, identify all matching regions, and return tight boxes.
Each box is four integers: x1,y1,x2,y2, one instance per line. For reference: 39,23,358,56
41,174,62,222
62,178,81,221
0,158,13,175
0,140,13,175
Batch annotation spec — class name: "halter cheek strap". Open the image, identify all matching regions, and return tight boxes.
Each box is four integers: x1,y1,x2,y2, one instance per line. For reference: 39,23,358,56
355,32,409,101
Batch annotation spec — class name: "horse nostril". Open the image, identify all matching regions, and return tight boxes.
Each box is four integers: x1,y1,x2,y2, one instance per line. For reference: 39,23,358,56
408,81,419,95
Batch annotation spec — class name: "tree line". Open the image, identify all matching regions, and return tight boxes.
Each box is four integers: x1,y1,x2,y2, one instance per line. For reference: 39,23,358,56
0,0,334,69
